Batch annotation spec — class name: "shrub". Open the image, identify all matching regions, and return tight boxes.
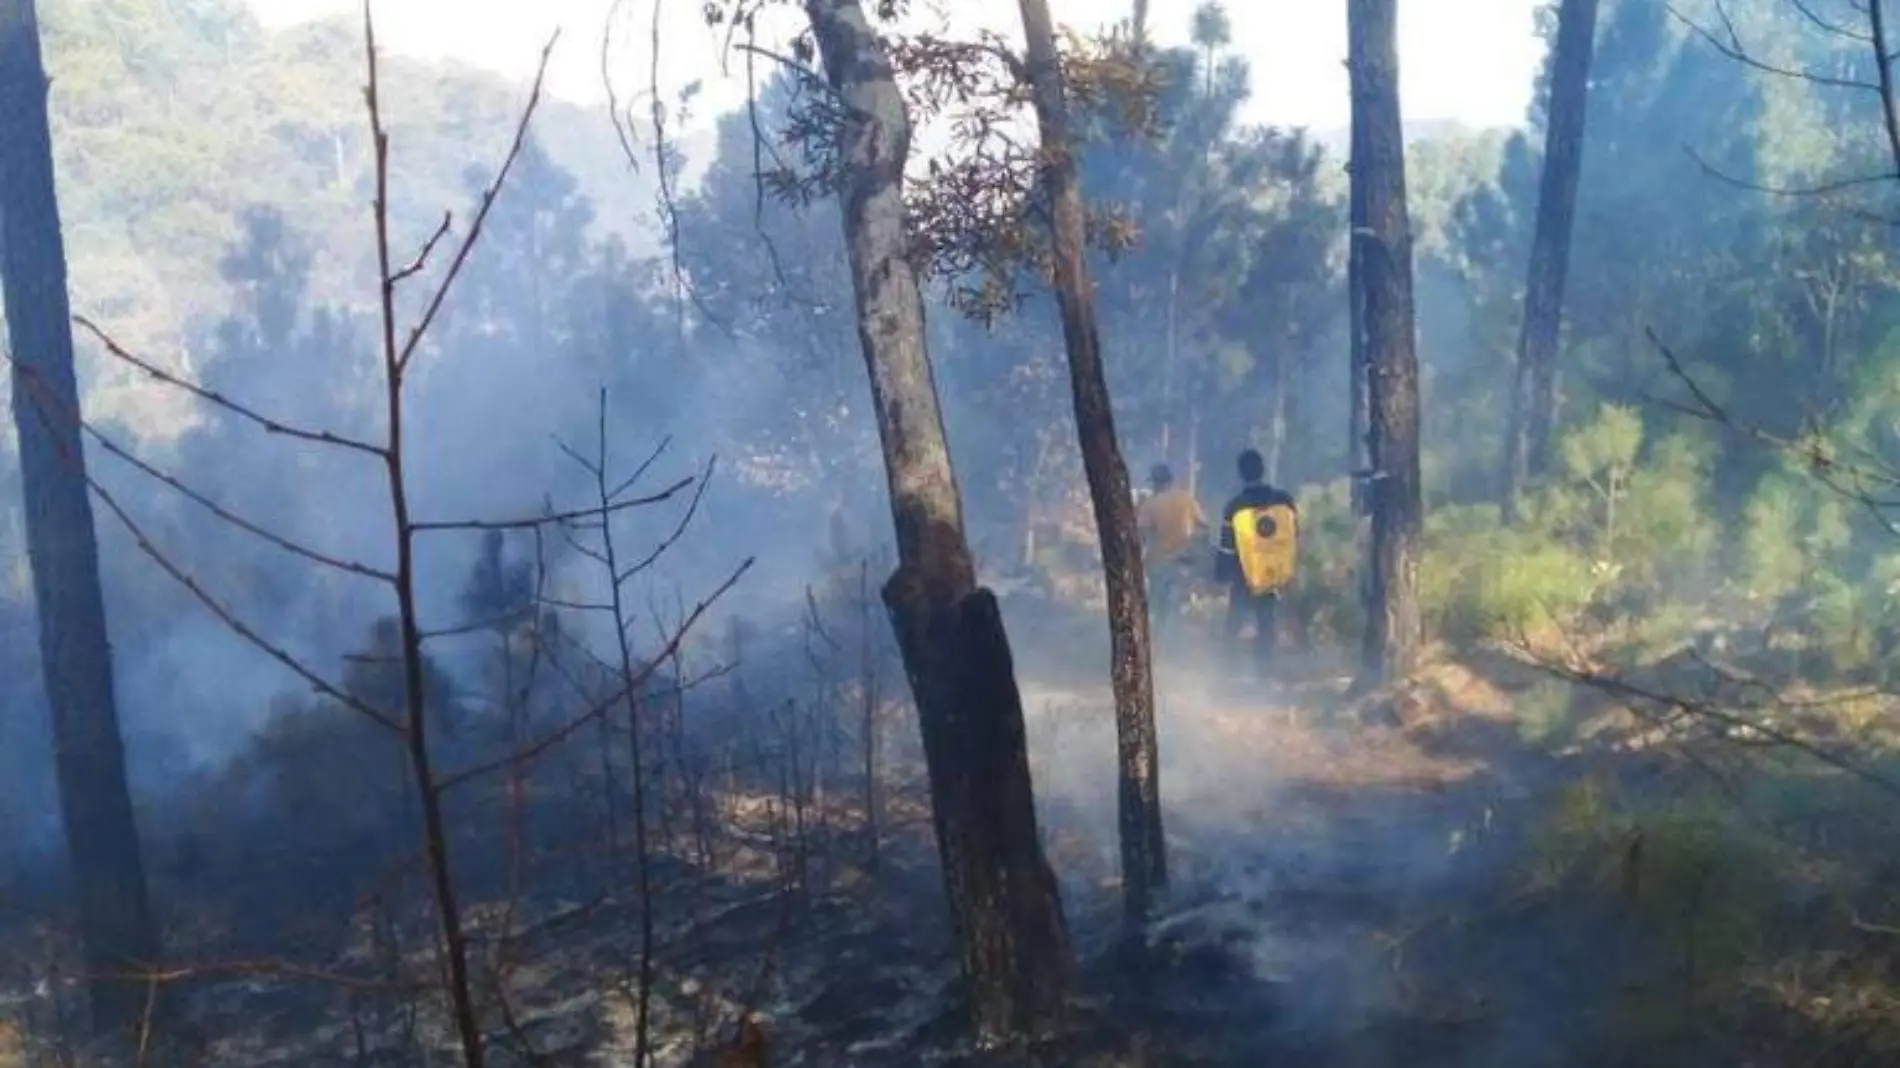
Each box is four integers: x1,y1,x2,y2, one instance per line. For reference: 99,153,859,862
1420,502,1599,646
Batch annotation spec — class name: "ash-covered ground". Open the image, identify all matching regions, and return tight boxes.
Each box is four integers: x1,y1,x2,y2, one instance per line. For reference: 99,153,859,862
5,606,1893,1067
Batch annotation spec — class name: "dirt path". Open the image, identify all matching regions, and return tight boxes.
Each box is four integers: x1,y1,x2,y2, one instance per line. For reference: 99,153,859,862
998,640,1589,1067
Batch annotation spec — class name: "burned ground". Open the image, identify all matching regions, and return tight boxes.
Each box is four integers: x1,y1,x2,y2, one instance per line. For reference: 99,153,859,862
5,596,1900,1068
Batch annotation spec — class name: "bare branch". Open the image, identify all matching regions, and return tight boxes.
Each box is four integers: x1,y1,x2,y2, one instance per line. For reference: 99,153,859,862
7,366,404,737
434,558,753,791
538,594,615,613
1528,656,1900,802
605,435,673,502
393,211,454,285
96,426,396,584
649,0,689,322
731,40,830,92
417,611,529,642
737,27,831,311
601,0,735,335
1672,0,1900,204
3,355,396,583
73,315,385,458
615,458,717,588
603,0,649,181
84,451,400,732
1863,0,1900,175
363,5,520,1060
409,475,693,532
111,957,416,993
1683,142,1900,197
1790,0,1873,41
392,32,561,376
558,521,614,567
1669,1,1880,91
556,414,671,502
1644,327,1900,490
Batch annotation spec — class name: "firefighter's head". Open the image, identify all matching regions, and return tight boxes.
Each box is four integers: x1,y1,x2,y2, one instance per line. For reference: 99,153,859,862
1237,448,1265,484
1148,463,1174,491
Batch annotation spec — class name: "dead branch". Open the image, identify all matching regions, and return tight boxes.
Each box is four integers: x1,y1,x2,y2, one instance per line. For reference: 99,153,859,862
1682,143,1900,198
1670,0,1900,204
410,476,693,533
393,211,454,285
1790,0,1871,42
609,460,716,588
1527,655,1900,803
1643,327,1900,539
73,314,384,458
434,559,752,792
1667,1,1877,91
12,370,401,732
3,356,395,583
384,33,560,376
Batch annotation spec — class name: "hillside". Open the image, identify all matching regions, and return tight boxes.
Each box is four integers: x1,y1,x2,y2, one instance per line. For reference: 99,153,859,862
36,0,664,434
1308,116,1510,158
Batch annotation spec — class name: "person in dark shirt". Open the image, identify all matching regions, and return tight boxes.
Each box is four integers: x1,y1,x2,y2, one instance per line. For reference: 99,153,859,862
1215,448,1296,676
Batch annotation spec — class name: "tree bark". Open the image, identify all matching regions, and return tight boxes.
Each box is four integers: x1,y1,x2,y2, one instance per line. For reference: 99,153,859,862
1347,94,1371,640
1501,0,1599,521
1347,155,1370,487
1263,339,1290,484
1016,0,1167,935
0,0,159,1038
1348,0,1425,687
803,0,1075,1042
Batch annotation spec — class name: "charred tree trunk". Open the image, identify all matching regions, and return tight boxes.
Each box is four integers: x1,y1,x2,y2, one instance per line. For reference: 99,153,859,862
1501,0,1599,521
0,0,159,1037
1017,0,1167,934
1348,0,1425,687
803,0,1075,1041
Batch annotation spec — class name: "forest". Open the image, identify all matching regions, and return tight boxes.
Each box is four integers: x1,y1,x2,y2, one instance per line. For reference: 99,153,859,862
5,0,1900,1064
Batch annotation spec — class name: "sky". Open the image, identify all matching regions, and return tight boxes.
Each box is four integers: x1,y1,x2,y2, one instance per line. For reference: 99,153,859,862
249,0,1545,135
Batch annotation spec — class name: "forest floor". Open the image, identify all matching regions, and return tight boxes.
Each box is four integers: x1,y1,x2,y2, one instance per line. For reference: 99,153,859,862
6,612,1900,1066
1006,637,1580,1068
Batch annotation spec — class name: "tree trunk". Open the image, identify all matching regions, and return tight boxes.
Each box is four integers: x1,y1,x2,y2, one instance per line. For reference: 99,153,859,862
1263,339,1290,484
1346,98,1372,640
1185,407,1201,500
1348,0,1425,687
1501,0,1599,521
1159,268,1177,460
1016,0,1167,935
802,0,1075,1042
1346,155,1370,485
0,0,159,1038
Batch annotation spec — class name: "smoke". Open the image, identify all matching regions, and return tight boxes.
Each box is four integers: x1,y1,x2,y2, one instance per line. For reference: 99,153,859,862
6,6,1885,1065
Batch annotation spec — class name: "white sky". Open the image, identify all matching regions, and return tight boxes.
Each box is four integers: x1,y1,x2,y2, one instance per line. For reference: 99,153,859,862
248,0,1544,134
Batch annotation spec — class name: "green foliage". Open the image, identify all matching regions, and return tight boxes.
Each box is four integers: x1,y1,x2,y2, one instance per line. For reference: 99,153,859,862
1419,502,1599,646
1610,432,1720,596
35,0,654,442
14,0,1900,723
1514,757,1900,1060
1739,472,1851,602
1529,780,1788,1037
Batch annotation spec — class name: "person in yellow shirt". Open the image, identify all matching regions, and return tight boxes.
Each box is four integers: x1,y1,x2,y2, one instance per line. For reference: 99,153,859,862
1137,463,1205,631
